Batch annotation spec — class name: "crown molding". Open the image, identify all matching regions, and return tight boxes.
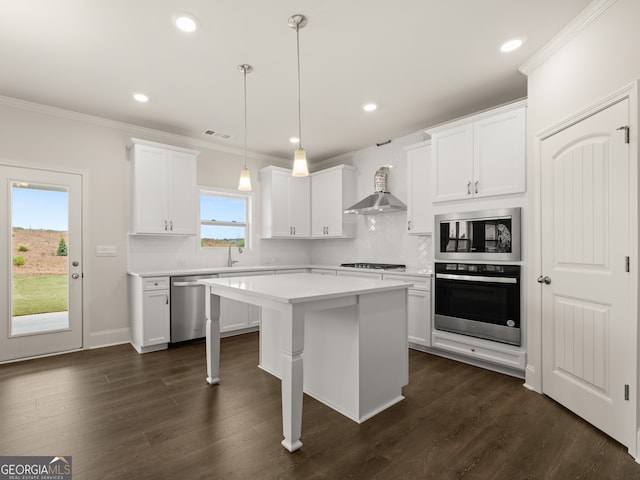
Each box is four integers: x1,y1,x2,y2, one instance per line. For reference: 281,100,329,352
519,0,617,76
0,95,286,163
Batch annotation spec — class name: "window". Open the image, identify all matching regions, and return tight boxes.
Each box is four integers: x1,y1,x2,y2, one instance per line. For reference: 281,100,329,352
200,188,251,249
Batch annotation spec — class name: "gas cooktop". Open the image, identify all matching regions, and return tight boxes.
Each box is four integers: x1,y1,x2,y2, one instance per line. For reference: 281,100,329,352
339,263,406,271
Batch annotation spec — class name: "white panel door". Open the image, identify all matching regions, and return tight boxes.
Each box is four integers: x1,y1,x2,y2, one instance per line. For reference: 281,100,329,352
540,98,634,448
0,166,83,362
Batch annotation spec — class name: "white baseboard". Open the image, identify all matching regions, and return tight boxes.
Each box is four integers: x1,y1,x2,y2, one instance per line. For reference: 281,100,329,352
87,327,130,349
523,364,542,393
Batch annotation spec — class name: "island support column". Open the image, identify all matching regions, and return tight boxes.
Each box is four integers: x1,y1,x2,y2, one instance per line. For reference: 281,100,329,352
280,304,305,452
204,287,221,385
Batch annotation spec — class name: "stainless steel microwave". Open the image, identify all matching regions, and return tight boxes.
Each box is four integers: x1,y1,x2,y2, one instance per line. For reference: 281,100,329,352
434,208,521,261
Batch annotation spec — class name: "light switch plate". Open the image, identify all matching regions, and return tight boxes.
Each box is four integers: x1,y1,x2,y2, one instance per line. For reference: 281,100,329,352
96,245,117,257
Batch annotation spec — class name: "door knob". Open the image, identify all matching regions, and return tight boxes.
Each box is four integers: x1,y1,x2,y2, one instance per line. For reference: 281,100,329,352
72,273,80,279
72,261,79,267
536,275,551,285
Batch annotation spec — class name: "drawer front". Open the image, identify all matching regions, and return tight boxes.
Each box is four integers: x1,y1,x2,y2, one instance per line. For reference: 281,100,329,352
383,273,430,290
431,332,525,370
310,268,337,276
143,276,170,291
276,269,308,275
337,270,383,280
219,270,275,278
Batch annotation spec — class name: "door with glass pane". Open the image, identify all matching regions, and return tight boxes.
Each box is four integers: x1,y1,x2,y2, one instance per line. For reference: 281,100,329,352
0,166,82,362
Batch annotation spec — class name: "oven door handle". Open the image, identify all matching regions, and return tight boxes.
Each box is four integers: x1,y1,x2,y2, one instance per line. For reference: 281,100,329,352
436,273,517,284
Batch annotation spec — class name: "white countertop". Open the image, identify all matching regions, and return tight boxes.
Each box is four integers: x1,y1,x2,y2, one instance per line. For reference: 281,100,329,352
198,273,413,304
128,264,432,278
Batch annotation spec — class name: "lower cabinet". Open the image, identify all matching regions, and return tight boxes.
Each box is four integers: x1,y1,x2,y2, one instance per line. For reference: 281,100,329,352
129,275,171,353
218,271,274,334
383,274,431,349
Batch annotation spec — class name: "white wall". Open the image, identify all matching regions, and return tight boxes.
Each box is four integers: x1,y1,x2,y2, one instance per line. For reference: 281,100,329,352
523,0,639,457
310,132,433,271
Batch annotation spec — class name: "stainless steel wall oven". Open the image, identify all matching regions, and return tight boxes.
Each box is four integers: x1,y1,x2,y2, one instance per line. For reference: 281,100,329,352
434,262,521,346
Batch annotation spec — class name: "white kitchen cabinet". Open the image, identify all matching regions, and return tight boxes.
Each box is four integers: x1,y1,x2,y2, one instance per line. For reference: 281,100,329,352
405,141,433,234
218,270,274,333
427,100,526,203
383,274,431,348
259,166,310,238
128,138,198,235
311,165,356,238
129,275,171,353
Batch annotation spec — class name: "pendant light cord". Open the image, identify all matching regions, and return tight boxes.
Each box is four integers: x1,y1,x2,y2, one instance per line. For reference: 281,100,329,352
243,68,248,169
296,24,303,150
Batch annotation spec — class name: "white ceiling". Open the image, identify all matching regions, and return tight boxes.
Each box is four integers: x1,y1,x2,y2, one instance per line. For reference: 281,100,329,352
0,0,592,163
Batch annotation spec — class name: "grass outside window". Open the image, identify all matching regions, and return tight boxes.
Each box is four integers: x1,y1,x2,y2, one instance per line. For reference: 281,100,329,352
12,274,68,316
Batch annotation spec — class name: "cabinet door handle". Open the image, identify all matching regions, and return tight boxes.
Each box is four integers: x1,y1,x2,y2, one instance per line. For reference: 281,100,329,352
293,226,296,235
408,220,412,231
164,220,168,231
165,294,169,305
474,181,479,194
467,182,471,195
290,226,292,235
170,220,173,231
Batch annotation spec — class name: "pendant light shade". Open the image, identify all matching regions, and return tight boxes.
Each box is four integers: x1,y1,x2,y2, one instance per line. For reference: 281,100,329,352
289,14,309,177
237,64,253,191
238,168,252,191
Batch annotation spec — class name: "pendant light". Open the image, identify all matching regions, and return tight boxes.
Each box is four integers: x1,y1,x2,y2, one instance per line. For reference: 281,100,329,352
237,64,253,191
289,14,310,177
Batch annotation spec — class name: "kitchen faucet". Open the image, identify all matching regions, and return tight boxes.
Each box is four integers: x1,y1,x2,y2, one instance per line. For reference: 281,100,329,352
227,241,243,267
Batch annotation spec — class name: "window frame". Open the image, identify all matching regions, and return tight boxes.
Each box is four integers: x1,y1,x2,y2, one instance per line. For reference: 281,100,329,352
198,186,253,251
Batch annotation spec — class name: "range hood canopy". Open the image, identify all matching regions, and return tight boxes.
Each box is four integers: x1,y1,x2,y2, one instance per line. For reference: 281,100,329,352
344,166,407,215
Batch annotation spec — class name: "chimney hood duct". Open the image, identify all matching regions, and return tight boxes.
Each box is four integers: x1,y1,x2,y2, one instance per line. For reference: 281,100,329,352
344,166,407,215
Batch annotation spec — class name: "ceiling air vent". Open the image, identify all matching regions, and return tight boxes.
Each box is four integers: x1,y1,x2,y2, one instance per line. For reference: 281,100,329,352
202,129,232,139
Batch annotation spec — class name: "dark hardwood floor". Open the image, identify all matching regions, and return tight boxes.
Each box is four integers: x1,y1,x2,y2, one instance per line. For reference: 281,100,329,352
1,332,638,479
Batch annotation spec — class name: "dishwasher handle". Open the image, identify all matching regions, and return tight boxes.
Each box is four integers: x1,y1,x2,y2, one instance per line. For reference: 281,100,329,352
172,281,206,287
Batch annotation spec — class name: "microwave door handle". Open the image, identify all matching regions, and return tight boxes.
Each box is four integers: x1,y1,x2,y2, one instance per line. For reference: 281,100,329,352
435,273,517,284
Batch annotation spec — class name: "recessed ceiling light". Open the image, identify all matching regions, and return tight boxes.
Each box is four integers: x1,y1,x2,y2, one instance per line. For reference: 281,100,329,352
174,14,198,33
133,93,149,103
363,103,378,112
500,38,524,53
289,137,300,144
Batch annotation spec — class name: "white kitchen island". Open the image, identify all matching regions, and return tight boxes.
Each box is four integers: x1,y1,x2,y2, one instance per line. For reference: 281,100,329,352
198,273,411,452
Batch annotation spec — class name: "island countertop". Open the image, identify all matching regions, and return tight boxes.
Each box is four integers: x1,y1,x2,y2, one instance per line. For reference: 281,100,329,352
197,272,413,304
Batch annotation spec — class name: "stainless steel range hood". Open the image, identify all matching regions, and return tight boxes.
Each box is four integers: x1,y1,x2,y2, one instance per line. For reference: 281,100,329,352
344,166,406,215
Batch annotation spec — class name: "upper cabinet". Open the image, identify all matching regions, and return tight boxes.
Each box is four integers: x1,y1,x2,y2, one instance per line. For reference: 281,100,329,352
128,138,198,235
427,100,526,203
259,166,310,238
311,165,356,238
405,141,432,235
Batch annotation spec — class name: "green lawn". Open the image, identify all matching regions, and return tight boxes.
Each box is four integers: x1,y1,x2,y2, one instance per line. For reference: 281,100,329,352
12,274,68,316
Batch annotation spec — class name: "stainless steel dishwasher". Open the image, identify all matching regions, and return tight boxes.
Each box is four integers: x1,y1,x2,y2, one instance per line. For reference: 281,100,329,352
170,274,218,343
